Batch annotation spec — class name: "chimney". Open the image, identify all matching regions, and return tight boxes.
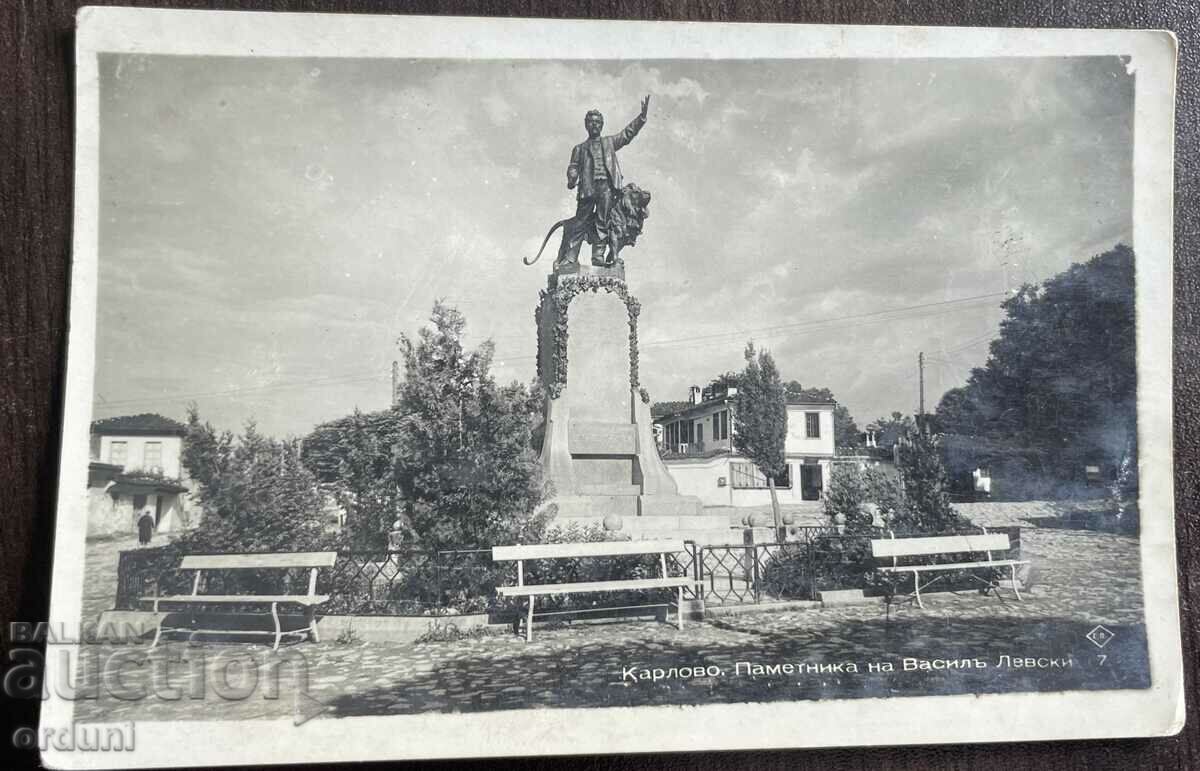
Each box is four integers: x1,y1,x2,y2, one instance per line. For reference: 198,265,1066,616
689,385,702,404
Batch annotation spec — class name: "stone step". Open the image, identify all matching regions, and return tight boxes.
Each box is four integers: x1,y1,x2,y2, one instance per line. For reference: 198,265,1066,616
639,496,704,518
622,514,729,532
632,528,741,546
577,484,641,496
552,496,639,519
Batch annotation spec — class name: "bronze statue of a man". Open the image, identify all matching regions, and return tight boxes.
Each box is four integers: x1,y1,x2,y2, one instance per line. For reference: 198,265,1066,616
555,95,651,268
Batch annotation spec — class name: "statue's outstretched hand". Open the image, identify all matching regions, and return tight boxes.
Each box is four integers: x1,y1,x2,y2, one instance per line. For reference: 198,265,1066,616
640,94,651,120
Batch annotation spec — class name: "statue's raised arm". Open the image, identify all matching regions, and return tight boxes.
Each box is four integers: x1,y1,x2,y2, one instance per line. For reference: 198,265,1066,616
613,95,650,151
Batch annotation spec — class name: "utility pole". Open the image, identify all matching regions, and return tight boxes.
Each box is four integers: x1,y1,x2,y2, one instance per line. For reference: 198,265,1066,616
918,351,925,434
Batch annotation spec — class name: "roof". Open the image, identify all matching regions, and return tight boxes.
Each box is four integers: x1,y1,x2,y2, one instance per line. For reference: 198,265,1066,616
652,397,730,422
785,398,836,407
653,396,836,423
91,413,187,436
109,476,189,495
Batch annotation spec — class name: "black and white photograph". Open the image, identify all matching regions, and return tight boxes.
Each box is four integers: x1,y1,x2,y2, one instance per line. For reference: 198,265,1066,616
40,9,1182,768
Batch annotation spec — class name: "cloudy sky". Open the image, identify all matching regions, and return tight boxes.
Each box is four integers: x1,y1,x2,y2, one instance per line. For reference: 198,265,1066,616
92,55,1134,437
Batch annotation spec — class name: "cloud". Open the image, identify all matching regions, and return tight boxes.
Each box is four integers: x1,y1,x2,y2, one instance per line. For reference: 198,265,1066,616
95,55,1134,434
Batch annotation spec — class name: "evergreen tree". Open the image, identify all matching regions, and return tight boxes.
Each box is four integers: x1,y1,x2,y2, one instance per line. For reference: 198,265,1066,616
181,408,327,552
823,464,872,533
394,301,546,550
733,342,788,535
894,431,963,533
302,408,405,550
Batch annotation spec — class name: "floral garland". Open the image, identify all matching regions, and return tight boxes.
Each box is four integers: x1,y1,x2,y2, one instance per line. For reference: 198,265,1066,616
536,275,641,399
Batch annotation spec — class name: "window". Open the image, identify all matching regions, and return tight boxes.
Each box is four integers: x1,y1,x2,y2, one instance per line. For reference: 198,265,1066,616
109,441,127,466
805,412,821,438
730,462,791,489
713,410,729,440
143,441,163,469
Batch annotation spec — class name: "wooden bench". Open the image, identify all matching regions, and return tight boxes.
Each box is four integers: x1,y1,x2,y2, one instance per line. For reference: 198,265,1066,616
142,552,338,650
492,540,701,641
870,530,1028,609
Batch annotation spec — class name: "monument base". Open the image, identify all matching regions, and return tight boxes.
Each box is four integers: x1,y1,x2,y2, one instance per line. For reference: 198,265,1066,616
534,265,732,544
548,495,733,544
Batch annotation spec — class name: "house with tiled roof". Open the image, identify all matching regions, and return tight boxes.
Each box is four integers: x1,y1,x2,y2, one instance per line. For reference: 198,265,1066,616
652,385,840,507
87,413,194,537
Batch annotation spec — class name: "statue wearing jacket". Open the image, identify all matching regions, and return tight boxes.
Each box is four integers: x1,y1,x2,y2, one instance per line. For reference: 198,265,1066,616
556,96,650,268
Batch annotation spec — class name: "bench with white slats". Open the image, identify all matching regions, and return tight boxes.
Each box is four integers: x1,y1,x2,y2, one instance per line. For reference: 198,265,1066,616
870,530,1028,608
492,540,701,641
141,551,337,650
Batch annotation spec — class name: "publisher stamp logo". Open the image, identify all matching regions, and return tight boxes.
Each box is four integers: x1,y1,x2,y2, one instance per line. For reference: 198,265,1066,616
1086,625,1115,649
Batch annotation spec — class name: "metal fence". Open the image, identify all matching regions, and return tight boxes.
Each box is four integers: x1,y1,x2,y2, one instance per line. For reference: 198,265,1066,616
685,526,1022,605
114,525,1021,615
115,546,500,616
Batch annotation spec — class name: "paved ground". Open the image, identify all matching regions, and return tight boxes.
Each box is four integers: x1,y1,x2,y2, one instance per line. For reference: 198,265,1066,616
71,515,1148,723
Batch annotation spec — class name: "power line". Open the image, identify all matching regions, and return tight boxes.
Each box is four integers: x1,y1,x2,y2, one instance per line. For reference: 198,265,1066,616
93,291,1008,408
639,291,1006,349
495,292,1006,365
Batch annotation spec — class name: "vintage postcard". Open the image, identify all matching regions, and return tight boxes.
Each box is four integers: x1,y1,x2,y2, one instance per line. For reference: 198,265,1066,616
39,8,1181,767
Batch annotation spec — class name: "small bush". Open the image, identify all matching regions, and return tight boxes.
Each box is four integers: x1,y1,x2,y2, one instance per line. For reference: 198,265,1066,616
414,619,505,644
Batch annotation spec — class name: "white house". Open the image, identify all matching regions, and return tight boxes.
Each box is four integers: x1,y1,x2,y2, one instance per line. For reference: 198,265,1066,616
87,413,194,537
653,387,838,507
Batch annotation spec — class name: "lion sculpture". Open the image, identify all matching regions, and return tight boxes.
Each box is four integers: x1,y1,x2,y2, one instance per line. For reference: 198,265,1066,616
524,183,652,267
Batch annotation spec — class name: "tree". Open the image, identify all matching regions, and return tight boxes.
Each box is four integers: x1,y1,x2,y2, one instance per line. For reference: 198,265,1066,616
394,301,547,550
302,408,405,550
180,407,328,552
893,431,963,533
823,464,872,533
705,371,741,398
733,342,788,536
932,244,1137,496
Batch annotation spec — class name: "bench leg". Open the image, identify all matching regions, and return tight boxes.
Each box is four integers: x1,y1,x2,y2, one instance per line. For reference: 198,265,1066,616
1010,564,1023,602
307,606,320,643
913,569,924,609
677,586,685,630
151,601,164,648
525,596,535,643
271,602,282,652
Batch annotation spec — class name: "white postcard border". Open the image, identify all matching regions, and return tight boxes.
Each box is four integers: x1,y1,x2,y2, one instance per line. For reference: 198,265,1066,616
42,8,1181,768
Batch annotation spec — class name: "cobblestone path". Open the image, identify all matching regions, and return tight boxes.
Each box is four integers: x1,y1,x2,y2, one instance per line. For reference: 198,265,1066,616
71,525,1147,723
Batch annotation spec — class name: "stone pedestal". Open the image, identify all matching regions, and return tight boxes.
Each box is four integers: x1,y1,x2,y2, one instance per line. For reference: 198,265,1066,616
535,262,714,538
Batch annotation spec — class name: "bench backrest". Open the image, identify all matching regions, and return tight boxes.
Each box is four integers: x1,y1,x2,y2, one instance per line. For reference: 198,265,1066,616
870,533,1011,560
178,552,338,597
492,539,685,562
179,552,338,571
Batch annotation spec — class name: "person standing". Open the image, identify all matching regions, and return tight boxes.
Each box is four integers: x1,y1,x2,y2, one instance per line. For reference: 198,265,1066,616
137,508,155,546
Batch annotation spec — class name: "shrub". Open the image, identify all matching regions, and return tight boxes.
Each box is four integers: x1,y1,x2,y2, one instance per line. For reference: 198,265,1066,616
760,537,886,600
893,432,965,534
823,465,872,533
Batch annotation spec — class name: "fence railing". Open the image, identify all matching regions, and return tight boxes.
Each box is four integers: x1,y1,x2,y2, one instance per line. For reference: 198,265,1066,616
115,546,500,616
114,525,1021,615
685,525,1022,605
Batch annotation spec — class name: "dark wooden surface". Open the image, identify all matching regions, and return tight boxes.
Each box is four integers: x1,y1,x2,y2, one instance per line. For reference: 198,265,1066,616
2,2,1196,769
